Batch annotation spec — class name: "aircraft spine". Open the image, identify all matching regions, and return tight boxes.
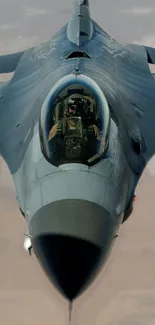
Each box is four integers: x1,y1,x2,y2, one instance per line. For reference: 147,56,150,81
67,0,93,46
73,0,89,6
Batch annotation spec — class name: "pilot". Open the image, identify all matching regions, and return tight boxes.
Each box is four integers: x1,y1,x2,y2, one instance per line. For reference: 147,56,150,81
48,96,101,140
48,122,59,141
48,97,78,141
80,98,101,140
66,97,79,117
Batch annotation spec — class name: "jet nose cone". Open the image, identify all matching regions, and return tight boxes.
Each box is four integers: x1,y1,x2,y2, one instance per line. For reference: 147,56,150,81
30,199,116,300
32,234,102,300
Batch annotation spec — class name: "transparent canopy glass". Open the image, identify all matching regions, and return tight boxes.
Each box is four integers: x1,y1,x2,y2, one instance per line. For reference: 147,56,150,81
39,75,110,166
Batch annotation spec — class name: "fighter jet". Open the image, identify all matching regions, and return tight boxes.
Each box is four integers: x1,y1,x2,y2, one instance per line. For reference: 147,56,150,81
1,0,155,306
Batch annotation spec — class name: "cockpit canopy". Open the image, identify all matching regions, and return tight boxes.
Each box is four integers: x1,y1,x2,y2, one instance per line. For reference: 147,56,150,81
39,74,110,167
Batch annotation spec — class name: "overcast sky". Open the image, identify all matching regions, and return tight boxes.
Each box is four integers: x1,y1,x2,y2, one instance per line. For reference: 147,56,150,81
0,0,155,53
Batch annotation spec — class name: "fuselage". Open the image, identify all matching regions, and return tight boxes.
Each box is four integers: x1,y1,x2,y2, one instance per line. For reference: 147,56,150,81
10,20,138,300
13,21,137,220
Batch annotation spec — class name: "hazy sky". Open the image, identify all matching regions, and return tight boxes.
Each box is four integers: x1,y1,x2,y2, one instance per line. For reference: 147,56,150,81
0,0,155,53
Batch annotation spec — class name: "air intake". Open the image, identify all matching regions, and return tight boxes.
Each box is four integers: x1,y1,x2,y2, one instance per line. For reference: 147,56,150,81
66,51,91,59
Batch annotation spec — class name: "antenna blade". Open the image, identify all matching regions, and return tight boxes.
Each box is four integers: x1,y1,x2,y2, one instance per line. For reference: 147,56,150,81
69,301,73,322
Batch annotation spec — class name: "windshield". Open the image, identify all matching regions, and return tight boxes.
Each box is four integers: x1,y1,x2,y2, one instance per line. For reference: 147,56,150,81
40,76,110,166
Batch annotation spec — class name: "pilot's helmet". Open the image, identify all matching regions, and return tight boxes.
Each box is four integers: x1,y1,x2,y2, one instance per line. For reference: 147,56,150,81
67,97,78,117
80,98,91,118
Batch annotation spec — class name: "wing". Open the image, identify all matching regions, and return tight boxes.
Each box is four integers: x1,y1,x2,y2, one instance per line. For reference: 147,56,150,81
145,46,155,64
0,51,25,156
0,26,68,174
0,51,24,73
111,41,155,170
85,23,155,175
0,47,42,173
0,51,24,108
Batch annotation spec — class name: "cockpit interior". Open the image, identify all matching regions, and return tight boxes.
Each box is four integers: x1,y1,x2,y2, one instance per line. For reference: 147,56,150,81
40,84,110,166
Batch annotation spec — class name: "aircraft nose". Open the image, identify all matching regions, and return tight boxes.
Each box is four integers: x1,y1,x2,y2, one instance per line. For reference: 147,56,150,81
30,199,116,300
32,234,102,300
